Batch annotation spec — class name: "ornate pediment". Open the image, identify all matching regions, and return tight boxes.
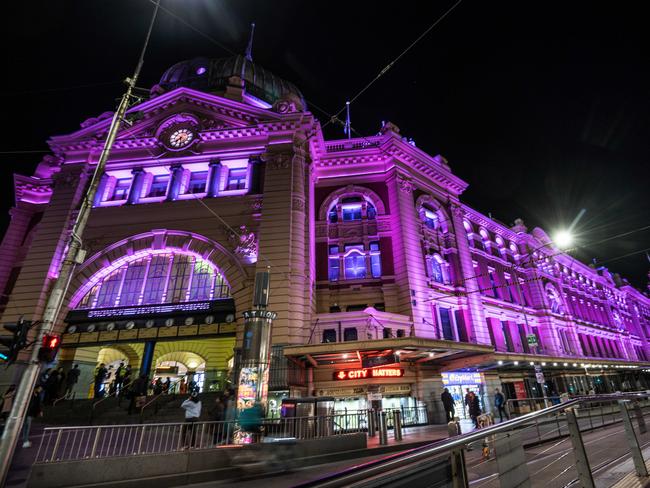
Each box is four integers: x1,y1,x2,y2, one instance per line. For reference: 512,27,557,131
48,86,292,153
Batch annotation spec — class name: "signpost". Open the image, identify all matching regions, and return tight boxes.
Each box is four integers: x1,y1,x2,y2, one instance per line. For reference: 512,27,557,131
526,334,538,347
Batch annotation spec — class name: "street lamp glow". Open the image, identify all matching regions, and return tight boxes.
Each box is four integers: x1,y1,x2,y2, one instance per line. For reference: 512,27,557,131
553,230,573,248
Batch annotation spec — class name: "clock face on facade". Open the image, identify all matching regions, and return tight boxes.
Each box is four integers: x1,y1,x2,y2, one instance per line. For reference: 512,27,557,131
168,128,194,149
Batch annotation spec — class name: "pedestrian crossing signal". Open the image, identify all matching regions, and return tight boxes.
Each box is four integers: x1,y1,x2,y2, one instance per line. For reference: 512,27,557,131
38,334,61,363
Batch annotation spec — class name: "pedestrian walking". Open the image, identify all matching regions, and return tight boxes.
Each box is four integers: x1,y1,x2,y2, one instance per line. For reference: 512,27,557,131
128,374,148,415
494,388,509,422
94,363,108,398
114,362,126,394
441,388,455,422
464,388,471,417
45,367,62,404
2,384,16,429
468,391,481,428
65,364,80,399
123,365,133,388
211,394,226,444
163,377,171,394
181,391,202,447
22,385,44,448
179,379,187,395
153,378,163,395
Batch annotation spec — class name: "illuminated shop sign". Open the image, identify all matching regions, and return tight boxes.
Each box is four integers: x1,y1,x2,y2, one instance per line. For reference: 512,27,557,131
441,372,483,385
333,367,405,381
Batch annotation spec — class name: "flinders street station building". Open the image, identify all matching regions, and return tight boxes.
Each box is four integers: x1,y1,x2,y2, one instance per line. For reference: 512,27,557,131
1,54,649,422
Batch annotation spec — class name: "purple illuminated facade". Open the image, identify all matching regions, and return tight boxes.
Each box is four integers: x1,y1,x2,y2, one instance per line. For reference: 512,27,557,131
0,55,649,420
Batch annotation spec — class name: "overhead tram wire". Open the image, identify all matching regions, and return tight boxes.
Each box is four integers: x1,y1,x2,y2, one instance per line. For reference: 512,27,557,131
331,0,464,120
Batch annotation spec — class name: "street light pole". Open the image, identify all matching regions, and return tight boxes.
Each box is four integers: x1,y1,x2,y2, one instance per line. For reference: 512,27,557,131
0,2,160,483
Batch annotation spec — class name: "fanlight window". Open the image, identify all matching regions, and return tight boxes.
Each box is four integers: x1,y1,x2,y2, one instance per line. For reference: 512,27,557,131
76,251,230,310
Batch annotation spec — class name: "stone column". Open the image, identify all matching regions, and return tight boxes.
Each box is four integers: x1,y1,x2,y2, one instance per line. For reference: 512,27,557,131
166,165,185,201
126,168,146,205
449,205,489,345
207,159,222,198
92,174,109,206
247,155,263,194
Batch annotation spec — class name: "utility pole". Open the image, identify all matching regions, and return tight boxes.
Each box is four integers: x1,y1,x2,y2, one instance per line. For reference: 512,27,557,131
0,2,160,483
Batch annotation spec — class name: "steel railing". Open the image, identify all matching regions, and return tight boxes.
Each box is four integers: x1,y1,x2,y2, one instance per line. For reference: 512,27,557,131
34,413,364,463
295,393,650,488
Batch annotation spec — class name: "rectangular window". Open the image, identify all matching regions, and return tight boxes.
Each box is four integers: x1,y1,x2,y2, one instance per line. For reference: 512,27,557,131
439,307,454,340
226,168,247,190
383,328,393,339
427,256,445,283
501,321,514,352
488,268,500,298
322,329,337,343
187,171,208,194
344,244,366,280
328,245,340,281
518,323,530,353
559,329,572,354
148,175,169,197
343,328,358,341
341,204,362,221
142,255,170,304
111,178,131,201
370,242,381,278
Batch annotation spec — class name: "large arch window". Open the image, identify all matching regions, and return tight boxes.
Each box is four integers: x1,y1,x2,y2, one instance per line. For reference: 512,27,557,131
420,206,440,230
76,250,230,310
545,284,565,315
327,196,378,223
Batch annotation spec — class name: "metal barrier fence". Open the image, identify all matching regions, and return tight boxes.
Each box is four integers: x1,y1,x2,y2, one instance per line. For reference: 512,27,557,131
34,413,364,463
295,393,650,488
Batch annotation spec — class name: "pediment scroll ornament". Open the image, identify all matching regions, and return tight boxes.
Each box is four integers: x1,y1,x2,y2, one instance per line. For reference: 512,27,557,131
267,154,291,170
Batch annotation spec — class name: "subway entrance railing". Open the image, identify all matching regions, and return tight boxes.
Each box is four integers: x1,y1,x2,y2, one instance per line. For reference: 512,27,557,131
294,393,650,488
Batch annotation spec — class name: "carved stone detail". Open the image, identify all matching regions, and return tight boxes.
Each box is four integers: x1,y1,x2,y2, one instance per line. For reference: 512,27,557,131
227,225,258,261
267,154,291,170
251,198,263,213
292,197,305,211
397,173,414,193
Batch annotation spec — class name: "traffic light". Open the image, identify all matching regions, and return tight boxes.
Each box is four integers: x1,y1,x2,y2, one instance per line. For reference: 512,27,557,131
0,317,31,365
37,334,61,363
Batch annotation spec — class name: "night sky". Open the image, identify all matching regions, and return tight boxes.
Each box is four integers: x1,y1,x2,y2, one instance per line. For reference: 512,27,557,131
2,1,649,288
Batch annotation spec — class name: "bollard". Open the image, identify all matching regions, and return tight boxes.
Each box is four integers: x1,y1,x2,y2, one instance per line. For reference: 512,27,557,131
448,419,461,437
633,401,647,434
379,411,388,445
393,409,403,441
367,409,376,437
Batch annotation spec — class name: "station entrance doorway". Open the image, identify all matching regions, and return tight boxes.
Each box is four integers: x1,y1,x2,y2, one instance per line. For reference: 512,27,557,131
442,371,484,419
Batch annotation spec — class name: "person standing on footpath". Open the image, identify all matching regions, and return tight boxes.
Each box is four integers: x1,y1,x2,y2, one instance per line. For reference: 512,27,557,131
441,388,455,422
181,391,202,447
494,388,509,422
65,364,80,399
94,363,108,398
468,391,481,429
22,385,44,448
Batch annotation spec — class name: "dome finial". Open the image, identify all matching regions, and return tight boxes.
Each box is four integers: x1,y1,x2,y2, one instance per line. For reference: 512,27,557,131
245,22,255,62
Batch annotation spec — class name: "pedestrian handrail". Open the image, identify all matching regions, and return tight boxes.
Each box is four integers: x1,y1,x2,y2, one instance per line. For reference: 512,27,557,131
88,379,135,424
33,413,365,463
294,392,650,488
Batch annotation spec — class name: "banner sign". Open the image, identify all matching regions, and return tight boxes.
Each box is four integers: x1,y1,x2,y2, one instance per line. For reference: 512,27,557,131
361,354,399,369
441,372,483,385
333,367,404,381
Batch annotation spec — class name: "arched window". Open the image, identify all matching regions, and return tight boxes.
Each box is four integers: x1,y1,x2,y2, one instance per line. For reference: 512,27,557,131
419,206,440,230
76,250,230,309
327,195,379,223
479,228,490,252
545,284,565,315
425,254,449,284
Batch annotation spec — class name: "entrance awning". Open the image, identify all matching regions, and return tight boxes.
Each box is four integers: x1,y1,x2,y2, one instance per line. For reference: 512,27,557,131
283,337,494,369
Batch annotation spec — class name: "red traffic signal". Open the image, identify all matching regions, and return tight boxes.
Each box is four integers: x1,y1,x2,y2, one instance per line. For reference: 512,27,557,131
38,334,61,363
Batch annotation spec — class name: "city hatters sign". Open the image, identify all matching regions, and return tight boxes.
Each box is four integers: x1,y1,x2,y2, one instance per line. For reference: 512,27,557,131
333,367,405,381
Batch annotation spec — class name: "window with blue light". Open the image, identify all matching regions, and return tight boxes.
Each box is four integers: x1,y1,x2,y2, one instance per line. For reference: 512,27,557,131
342,204,362,221
370,242,381,278
111,178,131,201
367,203,377,219
328,245,340,281
328,208,338,223
226,168,248,191
422,208,438,229
344,244,366,279
149,175,169,197
427,255,445,283
187,171,208,194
